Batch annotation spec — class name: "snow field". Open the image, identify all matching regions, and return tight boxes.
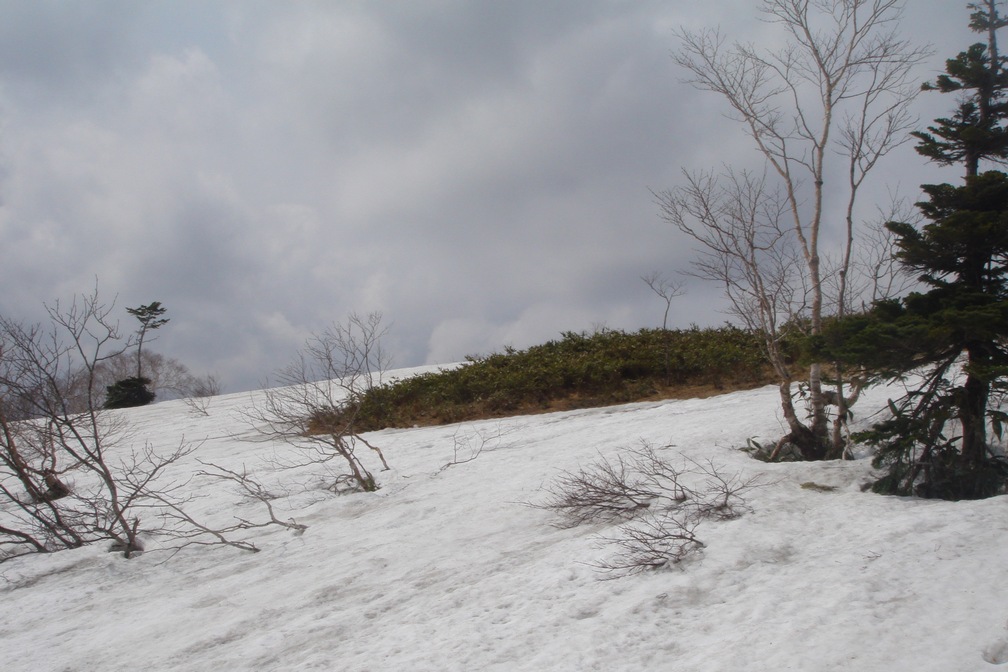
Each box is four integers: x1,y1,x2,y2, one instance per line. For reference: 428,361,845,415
1,380,1007,671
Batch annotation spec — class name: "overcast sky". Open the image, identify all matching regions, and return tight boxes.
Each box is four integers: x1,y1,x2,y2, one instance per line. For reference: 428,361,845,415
0,1,976,392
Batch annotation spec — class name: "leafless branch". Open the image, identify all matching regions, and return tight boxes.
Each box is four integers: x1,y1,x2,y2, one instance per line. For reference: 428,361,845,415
596,511,705,576
182,374,222,417
144,492,261,560
195,460,307,533
434,424,516,475
540,452,659,528
246,312,391,493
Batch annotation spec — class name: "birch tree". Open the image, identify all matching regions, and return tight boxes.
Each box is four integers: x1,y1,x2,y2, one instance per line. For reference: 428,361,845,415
665,0,929,459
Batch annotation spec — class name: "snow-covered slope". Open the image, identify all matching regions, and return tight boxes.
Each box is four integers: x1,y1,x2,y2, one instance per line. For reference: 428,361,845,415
2,380,1006,671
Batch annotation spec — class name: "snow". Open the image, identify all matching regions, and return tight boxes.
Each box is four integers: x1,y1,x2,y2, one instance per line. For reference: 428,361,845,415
2,376,1007,671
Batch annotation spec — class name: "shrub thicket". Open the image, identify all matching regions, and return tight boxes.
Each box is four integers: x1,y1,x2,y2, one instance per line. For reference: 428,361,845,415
332,326,785,432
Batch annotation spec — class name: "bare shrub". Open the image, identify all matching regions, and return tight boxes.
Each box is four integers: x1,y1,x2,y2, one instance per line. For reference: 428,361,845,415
248,312,391,493
685,456,761,521
540,441,762,575
598,512,705,575
541,452,659,527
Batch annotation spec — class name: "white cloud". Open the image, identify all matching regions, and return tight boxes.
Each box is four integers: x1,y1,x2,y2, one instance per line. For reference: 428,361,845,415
0,0,973,391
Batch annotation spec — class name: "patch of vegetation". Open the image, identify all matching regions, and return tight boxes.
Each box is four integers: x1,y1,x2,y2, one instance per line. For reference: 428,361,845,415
104,376,156,409
800,482,837,492
326,326,788,432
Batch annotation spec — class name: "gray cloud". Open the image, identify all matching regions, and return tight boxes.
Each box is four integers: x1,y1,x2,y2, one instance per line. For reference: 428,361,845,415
0,0,976,391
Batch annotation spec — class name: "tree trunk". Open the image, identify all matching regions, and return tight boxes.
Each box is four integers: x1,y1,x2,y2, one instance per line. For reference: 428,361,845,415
770,379,827,461
0,406,45,502
959,348,990,470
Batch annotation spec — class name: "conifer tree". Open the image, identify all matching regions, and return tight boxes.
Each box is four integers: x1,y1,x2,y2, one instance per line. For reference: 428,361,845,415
104,375,156,409
827,0,1008,498
126,302,169,379
104,302,168,409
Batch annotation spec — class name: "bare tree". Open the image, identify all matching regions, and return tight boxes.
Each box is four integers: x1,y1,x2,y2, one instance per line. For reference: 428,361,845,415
0,287,243,561
642,271,686,386
60,349,220,411
0,289,147,557
815,198,919,454
642,272,686,333
188,372,222,398
668,0,929,459
825,198,918,312
249,312,391,493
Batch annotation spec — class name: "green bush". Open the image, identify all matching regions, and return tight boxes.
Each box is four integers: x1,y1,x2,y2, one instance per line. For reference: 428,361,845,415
104,376,156,409
333,326,782,432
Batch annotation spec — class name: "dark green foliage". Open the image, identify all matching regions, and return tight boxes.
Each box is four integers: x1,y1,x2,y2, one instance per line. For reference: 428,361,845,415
898,174,1008,289
912,2,1008,176
126,302,169,380
104,376,155,409
828,172,1008,498
857,388,1008,500
813,303,916,378
330,326,785,432
126,302,169,332
829,2,1008,499
913,45,1008,171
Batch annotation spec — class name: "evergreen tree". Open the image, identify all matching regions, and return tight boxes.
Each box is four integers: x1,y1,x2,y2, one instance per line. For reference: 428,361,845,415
126,301,169,379
913,2,1008,176
105,301,168,409
827,1,1008,498
104,376,156,409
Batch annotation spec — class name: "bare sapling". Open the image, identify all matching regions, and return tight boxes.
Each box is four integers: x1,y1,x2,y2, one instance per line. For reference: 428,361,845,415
249,312,391,493
642,272,686,386
182,373,222,417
